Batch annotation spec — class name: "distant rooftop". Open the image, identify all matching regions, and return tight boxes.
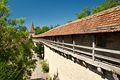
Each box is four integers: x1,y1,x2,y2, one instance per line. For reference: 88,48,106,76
33,6,120,38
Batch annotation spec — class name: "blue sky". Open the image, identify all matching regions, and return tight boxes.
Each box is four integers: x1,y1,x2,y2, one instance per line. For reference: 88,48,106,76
9,0,105,29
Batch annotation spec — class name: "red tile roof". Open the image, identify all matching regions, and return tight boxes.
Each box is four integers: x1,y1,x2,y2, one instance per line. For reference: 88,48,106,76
33,6,120,38
30,23,34,33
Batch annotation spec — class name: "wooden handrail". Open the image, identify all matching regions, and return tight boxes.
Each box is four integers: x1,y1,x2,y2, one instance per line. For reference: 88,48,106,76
34,39,120,64
44,39,93,50
43,39,120,55
95,48,120,55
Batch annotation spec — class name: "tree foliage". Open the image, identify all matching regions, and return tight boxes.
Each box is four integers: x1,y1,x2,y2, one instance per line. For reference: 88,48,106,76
49,24,60,29
35,26,42,34
0,27,35,79
0,0,9,26
34,43,44,59
0,0,9,17
41,26,50,33
92,0,120,14
0,0,35,80
35,26,50,35
76,0,120,19
34,26,50,58
76,8,90,19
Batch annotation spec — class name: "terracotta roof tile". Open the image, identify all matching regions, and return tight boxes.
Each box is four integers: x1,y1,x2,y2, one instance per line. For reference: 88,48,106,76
33,6,120,38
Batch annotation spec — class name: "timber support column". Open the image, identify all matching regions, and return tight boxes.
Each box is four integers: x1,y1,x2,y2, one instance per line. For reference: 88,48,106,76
92,35,95,61
62,36,64,50
72,35,75,54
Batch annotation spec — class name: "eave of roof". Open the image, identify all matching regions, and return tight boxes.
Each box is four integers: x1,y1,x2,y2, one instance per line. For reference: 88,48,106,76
32,6,120,38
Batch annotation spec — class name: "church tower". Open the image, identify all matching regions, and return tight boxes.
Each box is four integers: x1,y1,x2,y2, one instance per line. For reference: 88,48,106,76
29,22,35,38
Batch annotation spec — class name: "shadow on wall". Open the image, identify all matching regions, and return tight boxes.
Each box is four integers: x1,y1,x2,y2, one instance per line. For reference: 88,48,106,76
53,72,60,80
48,47,119,80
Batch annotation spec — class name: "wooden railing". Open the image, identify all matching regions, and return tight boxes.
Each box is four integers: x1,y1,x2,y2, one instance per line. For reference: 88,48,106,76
33,38,120,75
43,39,120,63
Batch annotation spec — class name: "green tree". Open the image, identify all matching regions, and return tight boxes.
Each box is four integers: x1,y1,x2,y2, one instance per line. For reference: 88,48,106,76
34,26,50,59
50,25,54,29
92,0,120,14
0,0,9,26
0,0,9,17
50,24,60,29
35,26,50,35
0,26,35,80
34,43,44,59
67,20,72,23
76,8,91,19
17,25,27,31
34,25,50,59
35,26,42,34
0,0,35,80
14,18,27,31
54,24,60,28
41,26,50,33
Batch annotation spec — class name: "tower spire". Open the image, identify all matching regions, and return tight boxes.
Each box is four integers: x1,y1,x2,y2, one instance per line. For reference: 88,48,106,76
30,22,34,33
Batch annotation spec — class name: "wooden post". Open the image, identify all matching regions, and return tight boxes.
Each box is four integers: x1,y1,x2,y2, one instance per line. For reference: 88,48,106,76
72,35,75,54
97,67,103,74
57,37,59,42
62,36,64,50
92,35,95,61
57,37,60,48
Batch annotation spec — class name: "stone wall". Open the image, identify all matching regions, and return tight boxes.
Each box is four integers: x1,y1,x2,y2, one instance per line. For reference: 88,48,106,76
44,45,104,80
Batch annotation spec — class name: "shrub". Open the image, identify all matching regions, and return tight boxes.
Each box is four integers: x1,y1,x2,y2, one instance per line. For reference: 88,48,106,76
40,60,49,73
33,43,44,59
